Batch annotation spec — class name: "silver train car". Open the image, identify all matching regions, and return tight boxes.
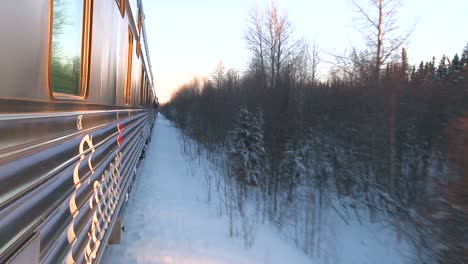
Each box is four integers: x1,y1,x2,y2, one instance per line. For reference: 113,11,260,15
0,0,158,263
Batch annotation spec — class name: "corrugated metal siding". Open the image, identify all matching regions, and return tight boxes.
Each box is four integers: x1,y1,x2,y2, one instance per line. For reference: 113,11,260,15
0,108,156,263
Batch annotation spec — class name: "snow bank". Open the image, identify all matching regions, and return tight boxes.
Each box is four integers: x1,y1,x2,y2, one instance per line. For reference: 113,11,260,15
102,115,310,264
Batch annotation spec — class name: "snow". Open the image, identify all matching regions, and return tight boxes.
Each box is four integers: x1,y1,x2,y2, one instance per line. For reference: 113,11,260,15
314,210,412,264
102,114,413,264
102,115,311,264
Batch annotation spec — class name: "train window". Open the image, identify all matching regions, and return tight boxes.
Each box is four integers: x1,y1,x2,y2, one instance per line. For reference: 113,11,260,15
50,0,92,97
146,81,150,105
145,78,148,105
136,40,141,58
144,74,147,105
125,29,134,104
115,0,124,17
138,8,142,34
140,69,145,105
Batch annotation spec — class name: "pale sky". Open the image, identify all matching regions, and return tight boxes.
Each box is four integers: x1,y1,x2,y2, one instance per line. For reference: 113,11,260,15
143,0,467,103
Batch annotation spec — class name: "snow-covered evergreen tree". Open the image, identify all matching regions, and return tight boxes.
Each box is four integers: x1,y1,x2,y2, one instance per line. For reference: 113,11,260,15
227,107,266,186
279,140,306,202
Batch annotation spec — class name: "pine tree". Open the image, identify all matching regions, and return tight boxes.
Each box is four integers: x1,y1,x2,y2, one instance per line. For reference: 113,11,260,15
279,140,307,202
449,54,463,84
461,43,468,69
452,54,460,70
251,108,267,185
437,55,448,79
400,48,409,81
462,42,468,61
410,66,416,80
414,61,425,82
228,107,266,186
418,61,424,72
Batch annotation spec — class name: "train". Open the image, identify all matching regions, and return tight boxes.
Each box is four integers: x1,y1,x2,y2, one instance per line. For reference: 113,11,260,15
0,0,158,263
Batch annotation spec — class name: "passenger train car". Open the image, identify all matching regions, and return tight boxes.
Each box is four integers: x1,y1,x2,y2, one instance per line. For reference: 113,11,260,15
0,0,158,263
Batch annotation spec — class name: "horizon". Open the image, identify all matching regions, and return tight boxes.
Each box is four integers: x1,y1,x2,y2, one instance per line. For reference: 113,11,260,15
143,0,467,103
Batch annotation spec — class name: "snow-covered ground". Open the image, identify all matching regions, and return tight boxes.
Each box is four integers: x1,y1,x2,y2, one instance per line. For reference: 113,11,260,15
102,115,311,264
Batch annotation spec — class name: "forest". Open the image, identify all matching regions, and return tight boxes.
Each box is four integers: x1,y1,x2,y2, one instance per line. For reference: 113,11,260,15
162,1,468,263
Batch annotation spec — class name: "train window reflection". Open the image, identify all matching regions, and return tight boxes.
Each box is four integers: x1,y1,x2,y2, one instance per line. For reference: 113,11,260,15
50,0,85,95
140,69,145,105
129,0,138,24
138,8,142,34
116,0,124,16
125,29,134,104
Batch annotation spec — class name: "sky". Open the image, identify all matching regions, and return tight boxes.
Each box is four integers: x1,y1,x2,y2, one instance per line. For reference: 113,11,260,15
142,0,467,103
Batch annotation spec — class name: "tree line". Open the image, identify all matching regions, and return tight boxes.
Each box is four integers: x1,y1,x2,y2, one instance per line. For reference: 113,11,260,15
162,1,468,263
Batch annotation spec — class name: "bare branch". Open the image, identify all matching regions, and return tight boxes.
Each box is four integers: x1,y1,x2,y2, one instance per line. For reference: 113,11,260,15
351,0,378,29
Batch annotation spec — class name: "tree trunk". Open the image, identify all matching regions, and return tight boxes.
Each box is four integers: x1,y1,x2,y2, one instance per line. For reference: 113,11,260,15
375,0,383,86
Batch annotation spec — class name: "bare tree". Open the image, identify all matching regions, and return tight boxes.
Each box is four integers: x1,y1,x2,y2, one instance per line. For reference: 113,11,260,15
292,40,320,86
326,47,373,86
265,3,298,89
351,0,413,83
245,5,267,89
211,60,226,90
245,3,303,90
310,40,320,86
